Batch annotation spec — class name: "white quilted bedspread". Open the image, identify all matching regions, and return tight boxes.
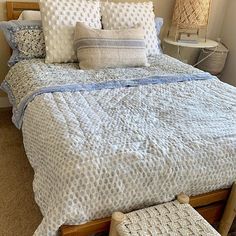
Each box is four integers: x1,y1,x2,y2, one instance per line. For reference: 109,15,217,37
2,55,236,236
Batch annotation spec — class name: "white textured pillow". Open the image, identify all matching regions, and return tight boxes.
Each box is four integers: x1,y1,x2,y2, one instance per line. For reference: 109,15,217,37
39,0,102,63
101,1,160,56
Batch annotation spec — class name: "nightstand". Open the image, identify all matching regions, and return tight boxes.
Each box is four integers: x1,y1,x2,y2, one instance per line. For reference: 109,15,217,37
163,38,219,65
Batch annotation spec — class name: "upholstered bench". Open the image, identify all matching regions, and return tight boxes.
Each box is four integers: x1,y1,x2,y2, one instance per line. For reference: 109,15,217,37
109,194,220,236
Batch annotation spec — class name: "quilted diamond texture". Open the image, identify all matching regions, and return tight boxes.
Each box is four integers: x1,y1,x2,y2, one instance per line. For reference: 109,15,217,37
6,56,235,236
101,1,160,56
21,70,236,235
18,58,236,236
39,0,101,63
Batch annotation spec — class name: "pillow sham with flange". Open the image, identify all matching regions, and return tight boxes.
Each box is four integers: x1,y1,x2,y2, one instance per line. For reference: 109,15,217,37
101,1,160,56
39,0,102,63
155,17,164,53
0,20,45,67
74,22,148,70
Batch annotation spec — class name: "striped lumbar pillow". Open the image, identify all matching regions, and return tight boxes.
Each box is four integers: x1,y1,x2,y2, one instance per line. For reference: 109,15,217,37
74,22,148,70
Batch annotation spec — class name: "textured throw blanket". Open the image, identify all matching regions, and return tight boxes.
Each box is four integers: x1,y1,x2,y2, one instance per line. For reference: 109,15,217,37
1,55,236,236
2,55,211,129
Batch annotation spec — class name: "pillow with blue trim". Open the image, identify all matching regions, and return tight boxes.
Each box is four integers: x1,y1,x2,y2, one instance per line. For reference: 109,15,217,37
0,20,45,66
154,17,164,53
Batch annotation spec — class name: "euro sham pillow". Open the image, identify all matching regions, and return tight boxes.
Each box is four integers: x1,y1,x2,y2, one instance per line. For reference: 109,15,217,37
0,20,45,66
155,17,164,53
39,0,102,63
74,22,148,70
101,1,160,56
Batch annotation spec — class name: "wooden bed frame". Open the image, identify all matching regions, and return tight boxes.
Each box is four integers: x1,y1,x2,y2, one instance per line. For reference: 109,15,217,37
5,2,236,236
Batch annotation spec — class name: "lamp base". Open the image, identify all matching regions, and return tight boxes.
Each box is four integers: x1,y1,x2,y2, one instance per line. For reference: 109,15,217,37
167,26,207,42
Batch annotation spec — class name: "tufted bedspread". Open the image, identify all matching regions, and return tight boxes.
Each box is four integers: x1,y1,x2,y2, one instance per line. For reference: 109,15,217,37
1,55,236,236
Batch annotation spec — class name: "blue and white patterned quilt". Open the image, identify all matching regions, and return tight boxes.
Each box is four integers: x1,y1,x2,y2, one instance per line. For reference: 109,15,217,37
1,54,236,236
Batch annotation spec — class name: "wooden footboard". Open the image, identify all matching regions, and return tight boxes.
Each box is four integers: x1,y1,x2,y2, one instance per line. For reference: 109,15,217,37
60,188,231,236
190,188,230,224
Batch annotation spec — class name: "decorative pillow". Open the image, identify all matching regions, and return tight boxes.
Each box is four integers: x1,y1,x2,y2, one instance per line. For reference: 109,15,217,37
0,20,45,66
39,0,102,63
18,10,41,20
155,17,164,37
74,22,148,70
101,1,160,56
155,17,164,53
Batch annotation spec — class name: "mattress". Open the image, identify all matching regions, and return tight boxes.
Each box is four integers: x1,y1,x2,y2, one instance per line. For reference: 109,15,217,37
1,54,236,236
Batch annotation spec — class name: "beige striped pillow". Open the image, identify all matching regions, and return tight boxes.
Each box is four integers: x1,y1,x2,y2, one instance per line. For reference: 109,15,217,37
74,22,148,70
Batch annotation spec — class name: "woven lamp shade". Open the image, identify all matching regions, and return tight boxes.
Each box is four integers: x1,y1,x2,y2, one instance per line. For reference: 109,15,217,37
172,0,211,29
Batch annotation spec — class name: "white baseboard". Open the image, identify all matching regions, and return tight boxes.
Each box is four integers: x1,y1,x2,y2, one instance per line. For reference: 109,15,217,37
0,97,11,108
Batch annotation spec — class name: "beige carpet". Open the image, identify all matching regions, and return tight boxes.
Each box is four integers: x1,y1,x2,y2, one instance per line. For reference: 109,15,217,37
0,109,42,236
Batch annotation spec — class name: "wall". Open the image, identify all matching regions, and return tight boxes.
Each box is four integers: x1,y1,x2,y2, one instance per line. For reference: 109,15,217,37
0,0,229,107
220,0,236,86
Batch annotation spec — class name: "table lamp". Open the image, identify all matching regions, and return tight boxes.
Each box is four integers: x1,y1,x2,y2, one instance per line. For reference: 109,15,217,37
169,0,212,42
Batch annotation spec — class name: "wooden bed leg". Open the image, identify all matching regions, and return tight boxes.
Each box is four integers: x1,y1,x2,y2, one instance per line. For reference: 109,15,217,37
218,182,236,236
177,193,190,204
109,212,125,236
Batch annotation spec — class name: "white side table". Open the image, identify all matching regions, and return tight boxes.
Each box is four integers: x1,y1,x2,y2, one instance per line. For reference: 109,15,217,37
163,38,219,65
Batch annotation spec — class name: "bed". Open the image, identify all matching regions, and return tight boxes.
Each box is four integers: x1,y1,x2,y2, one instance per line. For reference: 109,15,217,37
2,2,236,236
